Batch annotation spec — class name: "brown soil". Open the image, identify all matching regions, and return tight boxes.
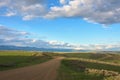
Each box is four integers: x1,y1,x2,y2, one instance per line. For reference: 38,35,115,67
0,57,63,80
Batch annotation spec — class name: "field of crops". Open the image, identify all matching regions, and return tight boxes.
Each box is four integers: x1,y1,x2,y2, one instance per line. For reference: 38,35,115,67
0,51,52,71
57,52,120,80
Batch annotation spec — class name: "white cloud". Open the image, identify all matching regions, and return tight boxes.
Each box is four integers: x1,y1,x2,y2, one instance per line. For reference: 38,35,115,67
60,0,66,4
0,25,120,50
48,40,73,49
0,25,74,49
0,0,9,7
5,11,16,17
45,0,120,24
0,0,46,20
0,25,30,40
21,4,46,20
0,25,49,47
0,0,120,24
73,44,120,51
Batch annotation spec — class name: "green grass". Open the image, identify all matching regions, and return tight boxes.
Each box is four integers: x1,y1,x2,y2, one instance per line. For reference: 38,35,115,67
42,52,120,64
63,53,92,59
0,51,52,71
63,58,120,73
62,53,120,64
57,58,120,80
57,60,104,80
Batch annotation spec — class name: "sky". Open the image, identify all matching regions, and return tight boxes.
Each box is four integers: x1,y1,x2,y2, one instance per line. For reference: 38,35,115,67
0,0,120,50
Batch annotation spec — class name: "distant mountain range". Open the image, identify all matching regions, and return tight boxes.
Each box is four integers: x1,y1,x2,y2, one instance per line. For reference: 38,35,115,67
1,45,119,52
0,45,89,52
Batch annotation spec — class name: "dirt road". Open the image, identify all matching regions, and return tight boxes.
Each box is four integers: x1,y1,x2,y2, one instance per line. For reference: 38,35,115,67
0,57,63,80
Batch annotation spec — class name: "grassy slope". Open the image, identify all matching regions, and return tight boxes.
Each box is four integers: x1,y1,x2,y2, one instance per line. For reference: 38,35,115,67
57,52,120,80
0,51,52,71
57,62,104,80
62,53,120,63
57,59,120,80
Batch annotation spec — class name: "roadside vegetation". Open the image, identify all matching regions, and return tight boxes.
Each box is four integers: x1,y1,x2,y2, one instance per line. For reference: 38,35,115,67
57,58,120,80
57,52,120,80
0,51,52,71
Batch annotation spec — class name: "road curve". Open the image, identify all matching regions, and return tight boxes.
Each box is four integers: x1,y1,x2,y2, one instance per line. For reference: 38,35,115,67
0,57,63,80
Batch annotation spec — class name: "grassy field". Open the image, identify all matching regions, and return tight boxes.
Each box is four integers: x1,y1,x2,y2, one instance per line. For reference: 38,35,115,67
0,51,52,71
62,52,120,63
57,63,105,80
1,51,120,80
57,58,120,80
57,52,120,80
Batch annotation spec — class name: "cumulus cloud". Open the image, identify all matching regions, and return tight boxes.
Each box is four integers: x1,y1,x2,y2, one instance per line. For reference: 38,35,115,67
0,25,120,50
0,26,29,39
73,44,120,51
0,0,46,20
0,25,72,49
0,25,31,46
0,0,120,24
45,0,120,24
48,40,74,49
0,25,53,47
60,0,67,4
0,25,75,48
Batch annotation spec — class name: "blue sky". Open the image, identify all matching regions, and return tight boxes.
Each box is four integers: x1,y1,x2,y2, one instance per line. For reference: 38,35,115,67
0,0,120,50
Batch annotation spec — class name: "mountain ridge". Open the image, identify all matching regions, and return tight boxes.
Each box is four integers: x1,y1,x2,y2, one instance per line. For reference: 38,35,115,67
0,45,89,52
